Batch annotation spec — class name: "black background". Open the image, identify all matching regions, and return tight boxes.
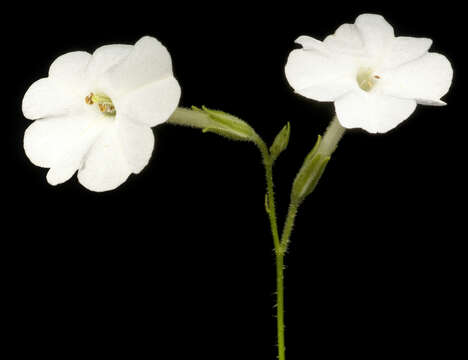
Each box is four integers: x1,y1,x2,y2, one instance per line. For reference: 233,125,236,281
4,1,465,359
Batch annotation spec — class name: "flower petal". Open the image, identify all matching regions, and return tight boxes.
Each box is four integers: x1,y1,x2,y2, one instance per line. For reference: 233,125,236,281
87,44,133,81
116,118,155,173
77,125,132,192
46,164,80,186
295,35,330,54
324,23,366,56
381,36,432,70
117,76,181,126
103,36,174,97
24,112,109,182
335,90,417,133
379,53,453,105
49,51,91,86
285,49,356,101
355,14,395,57
23,51,92,120
22,78,81,120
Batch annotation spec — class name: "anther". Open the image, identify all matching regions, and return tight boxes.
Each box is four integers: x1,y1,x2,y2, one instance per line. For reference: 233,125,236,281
85,92,94,105
85,92,116,116
98,103,115,113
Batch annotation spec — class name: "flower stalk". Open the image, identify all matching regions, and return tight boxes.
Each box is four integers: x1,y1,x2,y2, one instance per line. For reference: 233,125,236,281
256,138,286,360
168,107,345,360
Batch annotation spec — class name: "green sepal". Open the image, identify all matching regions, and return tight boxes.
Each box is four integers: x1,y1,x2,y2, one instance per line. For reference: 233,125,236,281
292,135,331,203
202,127,252,141
270,122,290,164
191,106,255,141
304,135,322,163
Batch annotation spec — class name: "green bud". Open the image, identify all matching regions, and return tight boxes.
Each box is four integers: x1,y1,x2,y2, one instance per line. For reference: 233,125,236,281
270,122,290,163
292,135,331,203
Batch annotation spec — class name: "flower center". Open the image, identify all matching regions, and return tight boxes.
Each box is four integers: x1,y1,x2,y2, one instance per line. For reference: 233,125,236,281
85,92,116,116
356,67,380,92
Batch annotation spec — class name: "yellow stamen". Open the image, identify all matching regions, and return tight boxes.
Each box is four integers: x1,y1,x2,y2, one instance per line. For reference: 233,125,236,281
85,92,116,116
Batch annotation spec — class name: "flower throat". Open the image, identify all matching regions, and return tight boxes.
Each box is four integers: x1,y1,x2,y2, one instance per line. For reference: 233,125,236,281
356,67,380,92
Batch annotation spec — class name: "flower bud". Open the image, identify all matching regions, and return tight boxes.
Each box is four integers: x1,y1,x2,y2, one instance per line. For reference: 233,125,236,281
270,122,290,163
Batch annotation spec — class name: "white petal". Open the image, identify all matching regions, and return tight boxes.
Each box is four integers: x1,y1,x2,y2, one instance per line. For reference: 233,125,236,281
23,52,91,120
324,23,366,56
379,53,453,104
381,36,432,70
49,51,91,87
285,49,356,101
415,99,446,106
116,118,155,173
46,164,79,186
355,14,395,57
78,125,132,192
295,35,330,54
116,76,181,126
87,44,133,81
22,78,81,120
335,91,417,133
24,112,108,176
103,36,174,97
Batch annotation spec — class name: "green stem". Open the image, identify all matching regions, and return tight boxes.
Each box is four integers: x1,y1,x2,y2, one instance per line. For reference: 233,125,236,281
255,138,286,360
279,201,299,255
168,108,344,360
272,115,346,359
276,253,285,360
266,170,282,251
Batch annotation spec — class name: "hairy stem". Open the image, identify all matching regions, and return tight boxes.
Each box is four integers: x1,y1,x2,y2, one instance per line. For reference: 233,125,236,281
279,201,299,255
255,138,286,360
168,108,345,360
276,253,285,360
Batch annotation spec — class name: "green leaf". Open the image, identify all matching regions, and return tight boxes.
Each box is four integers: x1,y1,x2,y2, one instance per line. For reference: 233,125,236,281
270,122,290,164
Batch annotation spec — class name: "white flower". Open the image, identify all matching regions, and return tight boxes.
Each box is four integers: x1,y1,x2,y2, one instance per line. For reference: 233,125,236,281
22,36,181,191
285,14,453,133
